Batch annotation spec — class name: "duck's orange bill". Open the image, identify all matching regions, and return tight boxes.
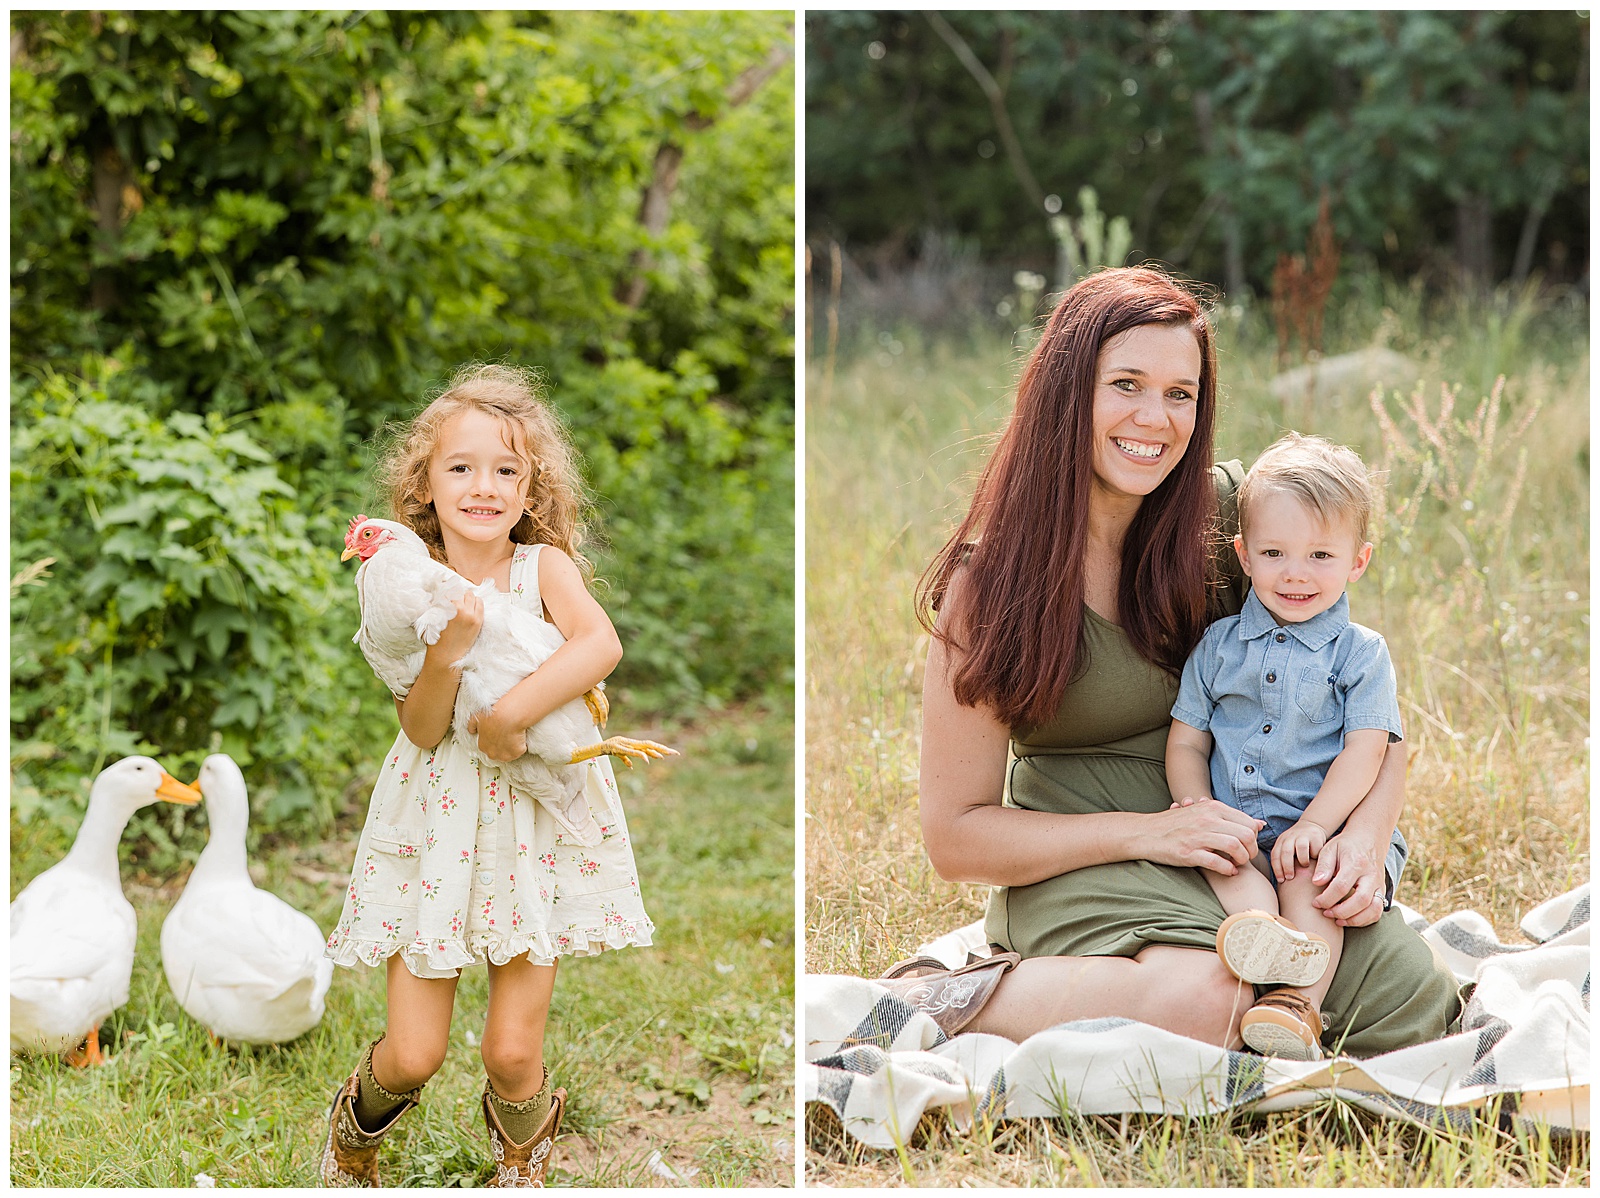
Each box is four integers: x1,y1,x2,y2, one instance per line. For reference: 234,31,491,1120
158,773,202,805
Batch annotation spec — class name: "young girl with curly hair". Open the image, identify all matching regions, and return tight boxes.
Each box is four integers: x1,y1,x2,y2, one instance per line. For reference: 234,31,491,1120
322,364,654,1186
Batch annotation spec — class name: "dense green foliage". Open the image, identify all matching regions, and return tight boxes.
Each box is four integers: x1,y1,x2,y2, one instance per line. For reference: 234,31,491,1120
12,11,794,836
807,12,1587,292
11,364,380,832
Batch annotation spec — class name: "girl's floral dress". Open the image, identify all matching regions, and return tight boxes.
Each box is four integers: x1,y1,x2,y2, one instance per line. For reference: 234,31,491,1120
326,543,654,978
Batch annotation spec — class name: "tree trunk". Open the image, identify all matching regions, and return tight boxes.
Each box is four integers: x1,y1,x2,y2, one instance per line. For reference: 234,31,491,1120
91,143,131,312
1510,168,1560,286
1189,88,1247,301
925,12,1046,212
615,33,793,309
615,143,684,309
1454,192,1493,292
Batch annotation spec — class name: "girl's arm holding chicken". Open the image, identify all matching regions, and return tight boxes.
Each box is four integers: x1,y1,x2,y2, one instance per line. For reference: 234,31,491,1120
470,549,621,764
395,590,484,750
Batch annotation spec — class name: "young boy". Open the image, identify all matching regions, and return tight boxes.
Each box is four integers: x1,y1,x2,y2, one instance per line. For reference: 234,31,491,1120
1167,432,1405,1060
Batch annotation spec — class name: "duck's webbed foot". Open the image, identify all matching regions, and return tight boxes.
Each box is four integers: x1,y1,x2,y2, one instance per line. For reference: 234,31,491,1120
65,1025,103,1067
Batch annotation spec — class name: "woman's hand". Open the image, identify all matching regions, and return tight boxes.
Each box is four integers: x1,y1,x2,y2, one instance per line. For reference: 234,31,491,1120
1154,797,1264,874
432,591,484,663
1309,831,1386,927
469,704,527,764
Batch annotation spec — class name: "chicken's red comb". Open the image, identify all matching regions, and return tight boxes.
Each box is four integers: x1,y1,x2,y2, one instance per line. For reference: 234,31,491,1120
347,513,368,535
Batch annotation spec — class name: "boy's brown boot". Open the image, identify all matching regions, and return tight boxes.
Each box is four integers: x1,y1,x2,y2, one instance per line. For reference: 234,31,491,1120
1216,911,1331,988
1240,987,1328,1060
483,1080,566,1187
319,1042,420,1187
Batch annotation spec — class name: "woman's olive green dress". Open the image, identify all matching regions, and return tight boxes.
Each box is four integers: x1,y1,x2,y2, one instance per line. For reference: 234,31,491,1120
983,461,1459,1056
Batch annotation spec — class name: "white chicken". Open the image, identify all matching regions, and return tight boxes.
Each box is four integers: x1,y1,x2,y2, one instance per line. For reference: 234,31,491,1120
160,754,334,1044
343,516,471,702
10,756,202,1064
342,515,675,846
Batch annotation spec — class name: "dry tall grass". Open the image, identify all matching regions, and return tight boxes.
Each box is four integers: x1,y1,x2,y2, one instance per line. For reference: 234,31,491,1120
803,283,1589,1185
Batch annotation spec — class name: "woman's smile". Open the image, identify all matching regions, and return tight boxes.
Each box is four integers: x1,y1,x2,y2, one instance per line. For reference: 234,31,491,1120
1112,436,1167,461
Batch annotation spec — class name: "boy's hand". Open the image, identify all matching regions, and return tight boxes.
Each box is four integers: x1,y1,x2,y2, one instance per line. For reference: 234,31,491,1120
1272,819,1328,882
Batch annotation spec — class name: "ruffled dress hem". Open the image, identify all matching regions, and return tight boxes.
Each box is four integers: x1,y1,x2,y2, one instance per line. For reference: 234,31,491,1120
325,918,656,978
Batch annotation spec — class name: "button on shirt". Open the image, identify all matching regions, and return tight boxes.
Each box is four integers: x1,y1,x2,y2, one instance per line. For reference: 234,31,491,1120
1171,591,1405,851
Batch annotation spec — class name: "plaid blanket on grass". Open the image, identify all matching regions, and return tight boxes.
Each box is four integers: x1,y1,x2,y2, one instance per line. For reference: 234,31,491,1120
804,886,1588,1147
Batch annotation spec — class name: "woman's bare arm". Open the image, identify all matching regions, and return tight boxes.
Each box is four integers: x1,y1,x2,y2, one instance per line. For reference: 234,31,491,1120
918,576,1261,887
1311,738,1406,927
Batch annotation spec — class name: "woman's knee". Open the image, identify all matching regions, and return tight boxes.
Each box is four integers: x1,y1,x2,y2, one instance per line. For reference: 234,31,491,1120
1132,947,1249,1046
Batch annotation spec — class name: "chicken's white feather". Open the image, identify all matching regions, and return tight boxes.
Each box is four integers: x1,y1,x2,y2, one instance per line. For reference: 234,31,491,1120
451,588,607,845
349,521,468,699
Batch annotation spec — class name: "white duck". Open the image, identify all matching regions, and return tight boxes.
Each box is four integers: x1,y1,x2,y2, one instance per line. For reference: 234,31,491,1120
160,753,334,1044
10,755,202,1064
342,515,675,846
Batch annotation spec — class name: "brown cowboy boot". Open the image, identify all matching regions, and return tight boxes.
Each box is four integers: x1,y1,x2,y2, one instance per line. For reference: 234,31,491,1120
483,1080,566,1187
1239,987,1328,1061
319,1047,420,1187
878,950,1023,1039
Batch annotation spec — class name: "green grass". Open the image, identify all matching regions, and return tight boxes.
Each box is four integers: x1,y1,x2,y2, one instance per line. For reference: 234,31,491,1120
809,1100,1590,1187
10,701,795,1187
804,279,1589,1184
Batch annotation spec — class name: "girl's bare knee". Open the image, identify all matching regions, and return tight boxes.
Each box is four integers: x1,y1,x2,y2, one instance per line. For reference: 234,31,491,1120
379,1036,449,1089
480,1034,542,1084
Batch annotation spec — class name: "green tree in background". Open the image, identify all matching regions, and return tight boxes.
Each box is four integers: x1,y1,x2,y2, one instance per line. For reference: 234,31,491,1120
12,11,794,835
806,11,1587,294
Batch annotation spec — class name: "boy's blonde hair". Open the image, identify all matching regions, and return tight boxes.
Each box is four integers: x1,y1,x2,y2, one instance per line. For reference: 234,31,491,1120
380,363,590,574
1237,431,1378,546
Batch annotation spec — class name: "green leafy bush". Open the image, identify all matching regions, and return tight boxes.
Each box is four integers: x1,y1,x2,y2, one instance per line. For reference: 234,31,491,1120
11,360,379,841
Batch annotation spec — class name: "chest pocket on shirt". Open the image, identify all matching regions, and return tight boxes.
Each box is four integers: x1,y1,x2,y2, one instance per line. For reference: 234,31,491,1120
1295,666,1340,723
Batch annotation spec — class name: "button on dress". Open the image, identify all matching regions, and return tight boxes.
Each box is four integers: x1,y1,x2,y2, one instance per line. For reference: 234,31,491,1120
326,543,654,979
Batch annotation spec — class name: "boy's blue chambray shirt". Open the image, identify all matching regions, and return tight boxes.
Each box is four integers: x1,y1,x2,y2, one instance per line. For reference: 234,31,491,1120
1171,589,1404,852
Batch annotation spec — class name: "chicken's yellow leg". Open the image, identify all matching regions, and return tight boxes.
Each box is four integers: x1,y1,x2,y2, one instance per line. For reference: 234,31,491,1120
583,687,610,729
569,737,678,767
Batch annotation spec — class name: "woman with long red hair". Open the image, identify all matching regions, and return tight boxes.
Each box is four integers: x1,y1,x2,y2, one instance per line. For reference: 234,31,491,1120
895,267,1457,1053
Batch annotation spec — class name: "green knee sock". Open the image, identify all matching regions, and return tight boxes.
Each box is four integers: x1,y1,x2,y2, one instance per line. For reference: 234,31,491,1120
352,1039,421,1134
486,1072,553,1144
